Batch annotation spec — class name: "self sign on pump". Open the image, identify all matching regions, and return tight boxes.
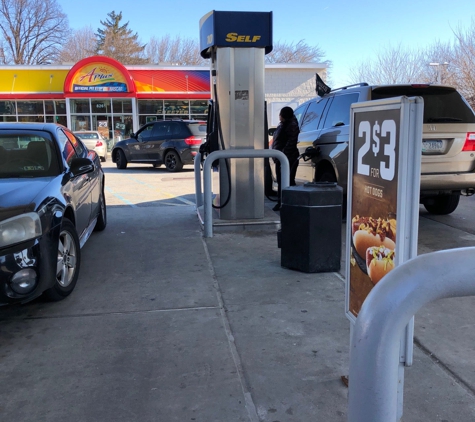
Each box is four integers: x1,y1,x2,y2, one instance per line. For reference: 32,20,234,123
225,33,262,43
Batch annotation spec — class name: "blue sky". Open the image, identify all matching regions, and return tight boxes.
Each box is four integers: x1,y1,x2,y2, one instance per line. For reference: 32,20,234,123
57,0,474,88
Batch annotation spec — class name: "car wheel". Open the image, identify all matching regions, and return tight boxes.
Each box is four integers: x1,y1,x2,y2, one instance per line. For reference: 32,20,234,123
152,163,162,168
164,150,183,172
423,193,460,215
101,152,107,162
94,189,107,232
44,218,81,301
115,149,127,169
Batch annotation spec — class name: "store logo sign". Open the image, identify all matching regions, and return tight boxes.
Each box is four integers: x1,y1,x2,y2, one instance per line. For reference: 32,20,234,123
79,67,114,83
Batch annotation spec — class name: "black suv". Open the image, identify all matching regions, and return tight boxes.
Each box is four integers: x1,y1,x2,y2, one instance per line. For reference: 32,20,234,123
112,120,207,172
293,83,475,214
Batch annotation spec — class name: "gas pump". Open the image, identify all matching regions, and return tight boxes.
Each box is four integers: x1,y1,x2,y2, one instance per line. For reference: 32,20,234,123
199,11,273,220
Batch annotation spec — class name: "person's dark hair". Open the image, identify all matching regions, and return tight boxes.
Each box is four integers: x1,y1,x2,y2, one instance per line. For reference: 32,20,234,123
280,106,294,120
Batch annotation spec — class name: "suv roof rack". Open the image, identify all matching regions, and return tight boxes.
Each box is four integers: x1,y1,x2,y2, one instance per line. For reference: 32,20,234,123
331,82,369,92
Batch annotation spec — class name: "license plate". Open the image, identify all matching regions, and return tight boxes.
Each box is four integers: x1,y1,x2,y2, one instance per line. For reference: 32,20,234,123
422,139,445,154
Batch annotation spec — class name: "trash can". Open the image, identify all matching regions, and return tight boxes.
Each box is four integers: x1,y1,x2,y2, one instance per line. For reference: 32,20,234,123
280,182,343,273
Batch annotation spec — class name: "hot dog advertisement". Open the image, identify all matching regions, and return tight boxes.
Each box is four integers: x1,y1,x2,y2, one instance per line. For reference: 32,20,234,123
347,107,401,318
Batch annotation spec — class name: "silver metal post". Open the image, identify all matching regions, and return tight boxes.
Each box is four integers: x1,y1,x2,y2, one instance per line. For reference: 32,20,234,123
202,149,289,238
194,152,203,209
348,247,475,422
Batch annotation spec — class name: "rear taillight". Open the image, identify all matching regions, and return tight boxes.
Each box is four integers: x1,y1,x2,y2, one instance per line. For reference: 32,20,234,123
462,133,475,151
184,136,202,145
96,141,103,147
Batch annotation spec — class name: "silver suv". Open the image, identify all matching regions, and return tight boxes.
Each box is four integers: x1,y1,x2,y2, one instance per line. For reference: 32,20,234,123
294,83,475,214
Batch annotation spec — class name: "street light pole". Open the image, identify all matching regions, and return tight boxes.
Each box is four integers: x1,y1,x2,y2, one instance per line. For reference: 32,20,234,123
429,62,449,84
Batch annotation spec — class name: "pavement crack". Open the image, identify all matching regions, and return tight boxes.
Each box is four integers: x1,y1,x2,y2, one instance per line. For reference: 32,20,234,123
414,336,475,397
22,305,219,320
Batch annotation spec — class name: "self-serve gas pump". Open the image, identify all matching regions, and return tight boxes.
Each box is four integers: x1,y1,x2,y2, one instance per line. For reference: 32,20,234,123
199,11,273,220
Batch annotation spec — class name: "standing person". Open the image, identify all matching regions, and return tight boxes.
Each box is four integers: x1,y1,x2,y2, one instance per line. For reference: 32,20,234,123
271,106,300,211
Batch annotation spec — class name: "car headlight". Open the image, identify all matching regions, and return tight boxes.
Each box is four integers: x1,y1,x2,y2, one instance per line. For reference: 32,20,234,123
0,212,42,248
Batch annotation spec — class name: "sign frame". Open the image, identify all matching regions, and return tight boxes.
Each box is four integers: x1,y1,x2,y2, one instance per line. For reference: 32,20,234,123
345,96,423,322
345,96,423,420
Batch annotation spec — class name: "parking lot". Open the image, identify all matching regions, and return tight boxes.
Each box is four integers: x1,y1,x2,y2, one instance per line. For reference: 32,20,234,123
1,160,475,421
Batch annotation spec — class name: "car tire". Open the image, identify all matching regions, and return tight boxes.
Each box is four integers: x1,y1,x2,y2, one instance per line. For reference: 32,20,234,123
423,193,460,215
44,218,81,302
94,189,107,232
115,149,127,169
164,150,183,172
101,152,107,163
152,163,162,168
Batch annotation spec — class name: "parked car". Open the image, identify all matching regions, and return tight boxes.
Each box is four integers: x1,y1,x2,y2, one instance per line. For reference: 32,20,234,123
73,130,108,162
0,123,107,305
112,120,207,172
289,83,475,215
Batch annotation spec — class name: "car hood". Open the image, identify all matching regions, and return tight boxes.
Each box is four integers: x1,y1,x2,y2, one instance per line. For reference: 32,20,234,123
0,178,54,220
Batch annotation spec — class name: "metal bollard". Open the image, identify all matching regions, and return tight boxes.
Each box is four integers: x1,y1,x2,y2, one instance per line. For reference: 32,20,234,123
348,247,475,422
202,149,289,238
194,152,203,208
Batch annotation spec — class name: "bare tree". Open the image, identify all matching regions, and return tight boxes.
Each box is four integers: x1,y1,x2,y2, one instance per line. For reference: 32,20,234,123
349,43,426,85
95,11,147,65
266,40,326,64
145,35,206,65
449,19,475,107
0,0,69,64
57,25,96,64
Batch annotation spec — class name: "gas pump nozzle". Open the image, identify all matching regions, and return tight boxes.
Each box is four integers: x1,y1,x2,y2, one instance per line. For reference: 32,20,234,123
300,146,321,161
199,100,220,164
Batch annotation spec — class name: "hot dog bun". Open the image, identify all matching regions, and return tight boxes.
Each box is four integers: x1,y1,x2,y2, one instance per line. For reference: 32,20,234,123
353,229,395,259
366,246,395,285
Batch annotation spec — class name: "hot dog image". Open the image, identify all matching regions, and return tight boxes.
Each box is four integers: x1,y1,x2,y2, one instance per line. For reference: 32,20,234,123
351,215,396,259
366,245,395,284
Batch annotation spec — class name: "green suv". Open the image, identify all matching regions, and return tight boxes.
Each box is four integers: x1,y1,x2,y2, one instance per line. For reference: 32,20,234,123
293,83,475,214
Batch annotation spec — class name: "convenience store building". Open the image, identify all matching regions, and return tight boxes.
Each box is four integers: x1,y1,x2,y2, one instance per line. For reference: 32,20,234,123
0,55,327,143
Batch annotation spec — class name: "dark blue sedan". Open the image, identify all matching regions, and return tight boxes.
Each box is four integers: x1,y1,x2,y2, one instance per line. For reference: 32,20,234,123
0,123,106,305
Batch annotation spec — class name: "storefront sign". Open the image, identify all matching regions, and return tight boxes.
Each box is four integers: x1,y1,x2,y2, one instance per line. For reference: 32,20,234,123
346,97,424,320
71,63,128,92
64,56,134,95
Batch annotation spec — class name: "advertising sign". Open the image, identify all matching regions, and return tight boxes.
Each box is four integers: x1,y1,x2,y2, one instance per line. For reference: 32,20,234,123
70,62,130,93
346,97,423,320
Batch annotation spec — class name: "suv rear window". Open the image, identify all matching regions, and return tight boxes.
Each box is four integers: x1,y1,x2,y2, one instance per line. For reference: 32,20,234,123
188,123,207,136
371,86,475,124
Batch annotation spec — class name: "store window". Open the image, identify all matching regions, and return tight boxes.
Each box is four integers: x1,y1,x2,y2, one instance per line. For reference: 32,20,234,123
70,99,90,113
92,99,111,113
138,100,164,126
113,99,132,113
138,100,163,115
164,100,188,116
0,101,16,122
71,115,91,131
17,101,44,115
190,100,208,115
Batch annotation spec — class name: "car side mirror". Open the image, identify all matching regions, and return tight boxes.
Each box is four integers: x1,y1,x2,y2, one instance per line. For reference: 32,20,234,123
69,157,94,177
130,132,137,139
268,128,276,136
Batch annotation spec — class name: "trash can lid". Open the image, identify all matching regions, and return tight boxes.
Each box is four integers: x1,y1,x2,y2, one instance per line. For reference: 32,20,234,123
282,182,343,206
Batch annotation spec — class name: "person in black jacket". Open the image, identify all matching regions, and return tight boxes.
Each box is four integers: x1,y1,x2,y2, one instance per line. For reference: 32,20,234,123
271,106,300,211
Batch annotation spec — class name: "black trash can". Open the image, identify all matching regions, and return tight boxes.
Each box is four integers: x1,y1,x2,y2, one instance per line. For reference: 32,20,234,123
280,182,343,273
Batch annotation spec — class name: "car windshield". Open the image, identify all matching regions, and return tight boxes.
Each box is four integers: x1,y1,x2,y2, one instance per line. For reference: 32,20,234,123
0,134,59,178
371,86,475,124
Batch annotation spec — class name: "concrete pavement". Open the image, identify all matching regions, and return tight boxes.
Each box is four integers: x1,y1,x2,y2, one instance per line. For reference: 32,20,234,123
0,194,474,421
